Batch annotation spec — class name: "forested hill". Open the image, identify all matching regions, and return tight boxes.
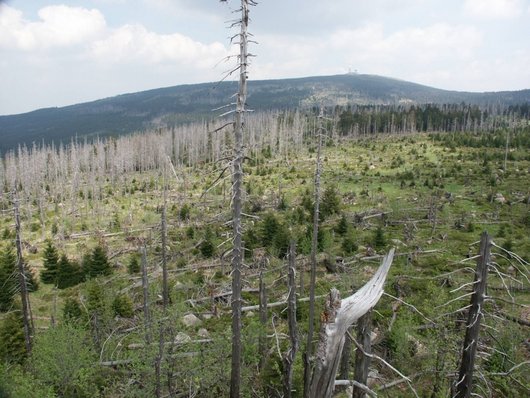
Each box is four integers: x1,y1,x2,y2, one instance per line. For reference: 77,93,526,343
1,73,529,153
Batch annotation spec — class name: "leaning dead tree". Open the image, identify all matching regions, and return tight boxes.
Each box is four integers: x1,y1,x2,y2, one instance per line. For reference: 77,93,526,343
308,248,395,398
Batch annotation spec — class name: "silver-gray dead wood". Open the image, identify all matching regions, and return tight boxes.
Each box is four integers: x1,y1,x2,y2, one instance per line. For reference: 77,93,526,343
308,248,395,398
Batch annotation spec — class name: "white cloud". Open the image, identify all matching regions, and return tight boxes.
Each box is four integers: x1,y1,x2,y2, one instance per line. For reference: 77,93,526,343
88,24,228,66
0,4,106,51
463,0,524,19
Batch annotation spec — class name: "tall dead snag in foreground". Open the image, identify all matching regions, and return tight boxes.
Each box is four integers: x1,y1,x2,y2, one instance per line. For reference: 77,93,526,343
226,1,256,396
283,241,299,398
308,249,395,398
14,192,33,354
303,108,325,398
454,232,491,398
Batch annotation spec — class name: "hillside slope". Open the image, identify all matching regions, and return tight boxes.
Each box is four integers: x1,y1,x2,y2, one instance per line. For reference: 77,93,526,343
1,74,529,153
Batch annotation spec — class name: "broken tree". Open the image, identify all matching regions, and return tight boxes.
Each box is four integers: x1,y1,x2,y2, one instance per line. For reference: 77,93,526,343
308,248,395,398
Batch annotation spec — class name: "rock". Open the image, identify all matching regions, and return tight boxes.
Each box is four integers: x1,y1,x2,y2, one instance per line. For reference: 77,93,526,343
182,313,202,327
245,311,255,318
175,332,191,344
391,239,407,247
367,369,379,387
494,193,506,204
198,328,210,338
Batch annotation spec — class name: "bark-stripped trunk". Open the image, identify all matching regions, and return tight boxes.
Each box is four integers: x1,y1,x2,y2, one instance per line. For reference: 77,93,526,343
454,232,490,398
161,186,169,309
309,249,395,398
14,193,33,354
283,241,298,398
304,108,325,398
258,267,268,373
141,245,151,344
230,1,250,396
352,311,372,398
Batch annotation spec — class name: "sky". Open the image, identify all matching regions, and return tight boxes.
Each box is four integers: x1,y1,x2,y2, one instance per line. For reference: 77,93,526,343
1,0,529,115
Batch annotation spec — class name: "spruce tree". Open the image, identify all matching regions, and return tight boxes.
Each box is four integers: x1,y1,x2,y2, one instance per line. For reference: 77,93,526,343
335,214,349,236
63,298,82,323
0,247,17,312
57,254,84,289
41,240,59,285
0,311,27,364
85,246,112,278
320,185,341,220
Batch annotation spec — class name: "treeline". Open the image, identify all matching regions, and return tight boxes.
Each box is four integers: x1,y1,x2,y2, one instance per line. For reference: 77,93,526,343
335,103,529,136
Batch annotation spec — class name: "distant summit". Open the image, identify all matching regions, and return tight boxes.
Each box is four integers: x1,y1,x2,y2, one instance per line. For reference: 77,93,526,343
1,74,529,153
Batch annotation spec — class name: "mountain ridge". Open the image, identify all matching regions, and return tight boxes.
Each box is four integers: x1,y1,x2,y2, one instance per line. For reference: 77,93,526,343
1,73,529,153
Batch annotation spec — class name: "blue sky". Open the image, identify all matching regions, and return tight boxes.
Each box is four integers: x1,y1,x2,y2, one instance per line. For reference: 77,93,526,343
1,0,529,115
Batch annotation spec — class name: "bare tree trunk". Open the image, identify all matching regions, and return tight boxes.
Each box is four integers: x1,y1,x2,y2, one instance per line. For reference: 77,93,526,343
14,192,33,354
258,267,268,373
454,232,491,398
141,245,151,344
161,185,169,309
352,311,372,398
155,321,164,398
230,2,251,396
337,326,353,392
309,249,394,398
283,241,299,398
304,108,324,398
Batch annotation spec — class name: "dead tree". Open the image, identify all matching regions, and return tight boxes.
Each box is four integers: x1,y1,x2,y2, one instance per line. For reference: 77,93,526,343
14,192,33,354
308,249,395,398
283,241,299,398
304,108,325,398
161,185,169,309
352,311,372,398
258,264,268,373
141,245,151,344
228,1,256,396
454,232,491,398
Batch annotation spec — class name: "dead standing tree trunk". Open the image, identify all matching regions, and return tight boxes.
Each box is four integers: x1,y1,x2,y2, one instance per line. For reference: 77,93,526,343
283,241,299,398
141,245,151,345
229,1,255,396
308,249,395,398
304,108,325,398
14,192,33,354
454,232,491,398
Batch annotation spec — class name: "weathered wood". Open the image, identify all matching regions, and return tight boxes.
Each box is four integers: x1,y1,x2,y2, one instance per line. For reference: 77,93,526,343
308,249,394,398
454,232,491,398
352,311,372,398
283,241,298,398
230,2,251,396
14,193,33,354
141,246,151,344
258,267,268,373
304,107,325,398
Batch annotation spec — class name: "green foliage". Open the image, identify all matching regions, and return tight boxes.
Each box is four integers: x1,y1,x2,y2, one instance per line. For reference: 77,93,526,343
259,212,290,257
335,214,349,236
0,311,27,365
40,240,59,285
179,203,191,221
0,364,55,398
112,294,134,318
341,234,358,256
63,298,83,324
31,324,101,397
127,255,140,274
0,247,17,312
57,255,84,289
84,245,112,278
320,185,341,220
372,226,386,249
199,227,216,258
